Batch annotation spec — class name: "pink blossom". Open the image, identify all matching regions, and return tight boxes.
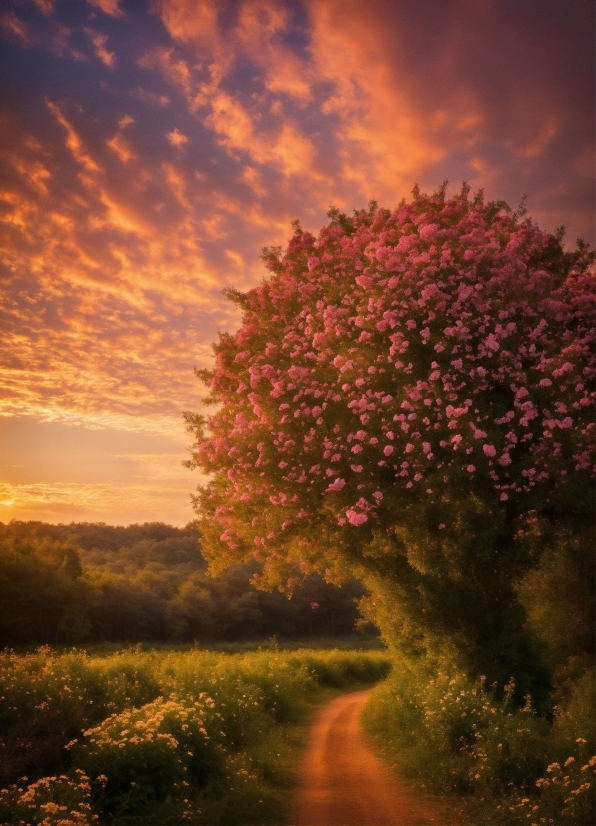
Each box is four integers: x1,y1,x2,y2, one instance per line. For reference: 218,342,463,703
327,478,346,491
419,222,439,240
346,509,368,526
383,445,394,456
552,362,574,378
350,464,364,473
483,444,497,457
466,465,476,473
484,333,500,352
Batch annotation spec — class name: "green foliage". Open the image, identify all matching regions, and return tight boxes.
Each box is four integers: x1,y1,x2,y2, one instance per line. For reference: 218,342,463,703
0,645,390,824
516,530,595,673
0,534,93,646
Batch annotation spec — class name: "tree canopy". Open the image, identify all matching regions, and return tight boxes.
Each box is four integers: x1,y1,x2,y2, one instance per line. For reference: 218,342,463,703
186,185,595,697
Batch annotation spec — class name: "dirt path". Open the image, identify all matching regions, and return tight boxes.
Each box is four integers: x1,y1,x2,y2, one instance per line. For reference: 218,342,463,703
290,689,441,826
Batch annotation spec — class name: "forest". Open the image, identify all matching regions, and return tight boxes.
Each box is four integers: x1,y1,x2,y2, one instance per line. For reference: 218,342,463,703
0,520,371,647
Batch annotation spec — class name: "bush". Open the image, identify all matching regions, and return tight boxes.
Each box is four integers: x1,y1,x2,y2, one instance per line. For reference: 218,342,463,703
363,666,595,825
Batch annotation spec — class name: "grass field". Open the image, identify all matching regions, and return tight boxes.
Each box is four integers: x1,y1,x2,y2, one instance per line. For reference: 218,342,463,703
0,642,390,825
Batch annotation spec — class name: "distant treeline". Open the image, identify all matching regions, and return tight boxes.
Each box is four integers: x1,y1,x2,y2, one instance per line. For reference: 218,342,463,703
0,521,373,647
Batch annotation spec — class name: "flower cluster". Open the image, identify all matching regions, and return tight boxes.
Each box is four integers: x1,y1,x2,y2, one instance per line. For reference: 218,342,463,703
188,188,595,588
510,747,596,825
0,769,96,826
75,692,223,778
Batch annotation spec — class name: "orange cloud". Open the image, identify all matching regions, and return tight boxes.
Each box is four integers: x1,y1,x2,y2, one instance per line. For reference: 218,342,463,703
85,27,115,66
86,0,124,18
33,0,55,13
155,0,221,46
1,10,31,43
47,101,102,171
234,1,311,100
0,476,197,526
106,132,136,162
167,128,188,147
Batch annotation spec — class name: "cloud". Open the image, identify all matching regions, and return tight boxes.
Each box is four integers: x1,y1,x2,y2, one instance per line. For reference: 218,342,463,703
0,479,196,526
1,10,31,43
85,27,115,66
0,417,206,525
47,101,102,171
154,0,221,45
106,132,136,162
167,127,188,146
33,0,55,13
234,1,312,100
86,0,124,18
131,86,170,106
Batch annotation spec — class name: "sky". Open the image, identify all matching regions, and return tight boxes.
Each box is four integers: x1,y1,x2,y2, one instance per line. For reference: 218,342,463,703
0,0,594,527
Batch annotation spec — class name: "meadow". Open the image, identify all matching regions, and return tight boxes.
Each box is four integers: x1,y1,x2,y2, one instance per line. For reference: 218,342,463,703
0,643,390,825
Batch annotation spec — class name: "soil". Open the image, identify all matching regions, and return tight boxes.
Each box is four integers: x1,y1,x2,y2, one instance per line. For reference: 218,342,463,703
290,688,443,826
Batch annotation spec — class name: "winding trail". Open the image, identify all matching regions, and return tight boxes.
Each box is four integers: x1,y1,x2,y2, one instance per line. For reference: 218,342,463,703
290,689,441,826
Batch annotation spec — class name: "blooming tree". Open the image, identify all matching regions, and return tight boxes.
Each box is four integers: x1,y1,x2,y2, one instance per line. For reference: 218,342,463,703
186,186,595,688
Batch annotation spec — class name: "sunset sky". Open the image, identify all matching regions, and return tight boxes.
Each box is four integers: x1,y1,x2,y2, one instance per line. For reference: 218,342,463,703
0,0,594,526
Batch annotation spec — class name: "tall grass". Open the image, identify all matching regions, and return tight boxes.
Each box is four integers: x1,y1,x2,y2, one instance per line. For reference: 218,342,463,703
0,644,390,824
363,666,595,825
